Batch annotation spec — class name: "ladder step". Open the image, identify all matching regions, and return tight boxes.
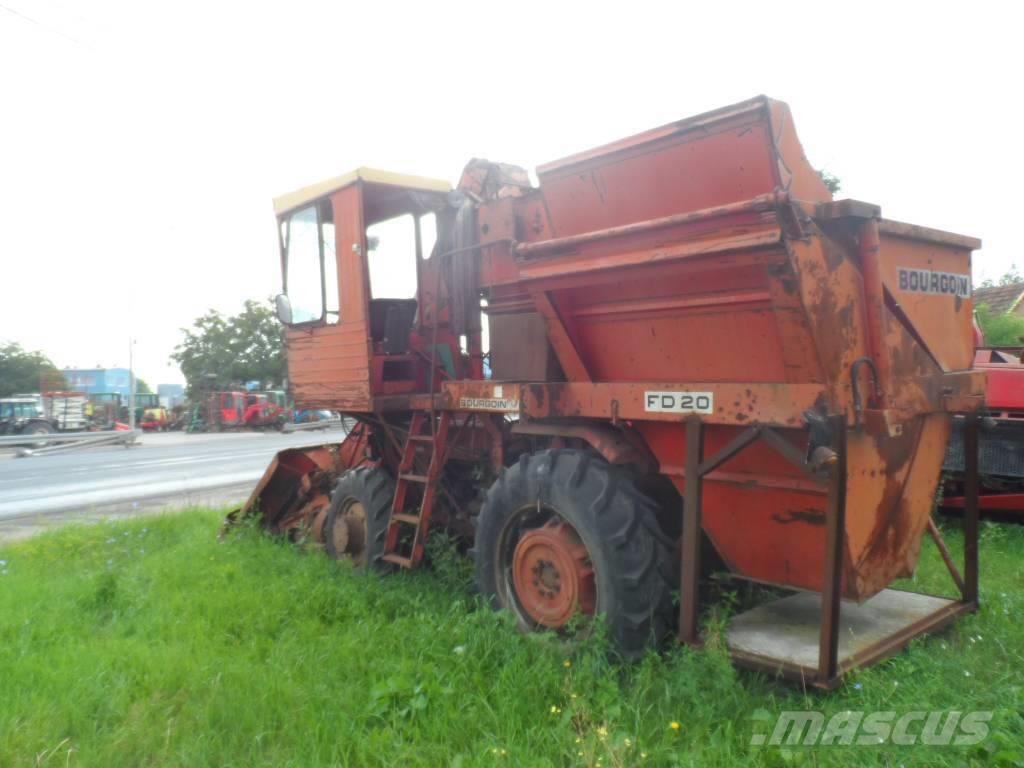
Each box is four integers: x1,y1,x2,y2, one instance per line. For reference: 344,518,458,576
382,553,413,568
399,473,430,483
408,435,435,443
392,513,422,525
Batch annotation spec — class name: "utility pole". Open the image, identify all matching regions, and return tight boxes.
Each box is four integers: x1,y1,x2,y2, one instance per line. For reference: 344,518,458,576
128,337,136,431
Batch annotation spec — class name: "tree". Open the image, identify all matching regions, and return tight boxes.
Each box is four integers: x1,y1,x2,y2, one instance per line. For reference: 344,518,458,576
135,378,153,395
818,170,842,195
0,343,65,397
976,304,1024,347
171,299,286,396
977,263,1021,289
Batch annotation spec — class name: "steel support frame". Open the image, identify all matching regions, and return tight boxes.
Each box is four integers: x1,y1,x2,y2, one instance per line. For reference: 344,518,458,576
678,413,981,689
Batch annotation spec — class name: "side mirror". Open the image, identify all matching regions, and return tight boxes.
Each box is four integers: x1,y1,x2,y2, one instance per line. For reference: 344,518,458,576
274,293,293,325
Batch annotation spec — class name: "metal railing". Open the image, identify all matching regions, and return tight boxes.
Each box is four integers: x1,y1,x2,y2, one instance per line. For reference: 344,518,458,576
281,418,350,434
0,429,141,457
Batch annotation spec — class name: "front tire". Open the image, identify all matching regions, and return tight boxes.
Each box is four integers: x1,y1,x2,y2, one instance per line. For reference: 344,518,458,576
324,466,394,571
475,450,675,659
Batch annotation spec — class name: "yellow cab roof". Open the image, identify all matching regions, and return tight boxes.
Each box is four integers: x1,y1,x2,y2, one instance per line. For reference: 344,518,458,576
272,167,451,216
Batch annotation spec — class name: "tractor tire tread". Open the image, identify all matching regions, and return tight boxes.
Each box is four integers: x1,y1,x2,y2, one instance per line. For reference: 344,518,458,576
475,449,675,659
326,465,394,571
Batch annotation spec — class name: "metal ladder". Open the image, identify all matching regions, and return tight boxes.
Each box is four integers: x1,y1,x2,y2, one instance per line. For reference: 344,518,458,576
382,410,451,568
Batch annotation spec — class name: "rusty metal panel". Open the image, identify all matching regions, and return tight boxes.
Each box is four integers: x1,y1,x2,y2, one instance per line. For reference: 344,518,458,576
488,311,561,381
534,99,810,237
847,414,952,598
877,225,976,373
520,381,829,428
287,322,372,411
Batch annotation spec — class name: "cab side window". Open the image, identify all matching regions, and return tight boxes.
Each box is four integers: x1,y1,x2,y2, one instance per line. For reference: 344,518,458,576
283,206,323,323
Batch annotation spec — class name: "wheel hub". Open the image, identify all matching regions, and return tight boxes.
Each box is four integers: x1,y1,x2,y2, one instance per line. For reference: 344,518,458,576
512,519,595,628
331,501,368,563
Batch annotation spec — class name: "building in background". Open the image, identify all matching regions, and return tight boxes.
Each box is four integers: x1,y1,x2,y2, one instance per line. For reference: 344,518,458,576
62,367,132,396
157,383,185,408
974,282,1024,316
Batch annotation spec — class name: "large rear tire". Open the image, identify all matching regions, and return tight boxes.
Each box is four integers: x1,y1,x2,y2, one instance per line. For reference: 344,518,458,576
474,449,675,659
324,466,394,571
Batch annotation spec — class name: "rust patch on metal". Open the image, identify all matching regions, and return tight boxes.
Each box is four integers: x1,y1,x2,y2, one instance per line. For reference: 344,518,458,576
529,383,546,410
771,508,825,526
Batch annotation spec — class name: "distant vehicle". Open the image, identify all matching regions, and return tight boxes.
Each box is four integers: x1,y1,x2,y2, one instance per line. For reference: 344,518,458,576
139,406,172,432
87,392,123,428
260,390,290,411
41,391,89,431
294,408,335,423
123,393,160,425
12,392,89,432
0,397,57,444
242,393,285,429
188,391,284,432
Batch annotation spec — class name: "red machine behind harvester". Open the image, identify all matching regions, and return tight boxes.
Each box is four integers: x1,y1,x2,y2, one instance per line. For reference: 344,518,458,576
943,333,1024,513
202,391,284,431
234,96,985,687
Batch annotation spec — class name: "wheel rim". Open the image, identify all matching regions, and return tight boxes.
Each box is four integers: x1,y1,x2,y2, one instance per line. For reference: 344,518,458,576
331,500,368,565
507,514,596,629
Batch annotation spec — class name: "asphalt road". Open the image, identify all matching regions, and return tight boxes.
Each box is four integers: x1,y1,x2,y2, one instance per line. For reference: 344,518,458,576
0,428,348,542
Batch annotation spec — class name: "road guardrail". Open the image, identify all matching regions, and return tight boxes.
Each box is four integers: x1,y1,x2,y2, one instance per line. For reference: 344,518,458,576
7,429,141,457
281,418,350,434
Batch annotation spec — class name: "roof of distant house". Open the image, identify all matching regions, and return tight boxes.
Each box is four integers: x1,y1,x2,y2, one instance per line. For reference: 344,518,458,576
974,282,1024,315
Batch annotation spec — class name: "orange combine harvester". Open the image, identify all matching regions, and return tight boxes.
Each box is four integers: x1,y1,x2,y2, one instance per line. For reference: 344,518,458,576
235,96,984,687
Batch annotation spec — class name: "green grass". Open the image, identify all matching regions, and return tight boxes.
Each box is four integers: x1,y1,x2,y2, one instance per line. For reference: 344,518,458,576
0,511,1021,767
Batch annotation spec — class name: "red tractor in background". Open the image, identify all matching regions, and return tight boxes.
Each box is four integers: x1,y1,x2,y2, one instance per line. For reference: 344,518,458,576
199,391,285,431
242,392,286,429
943,321,1024,514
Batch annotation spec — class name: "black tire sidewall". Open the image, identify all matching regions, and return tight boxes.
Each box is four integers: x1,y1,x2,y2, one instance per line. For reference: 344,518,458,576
324,465,394,571
475,450,674,658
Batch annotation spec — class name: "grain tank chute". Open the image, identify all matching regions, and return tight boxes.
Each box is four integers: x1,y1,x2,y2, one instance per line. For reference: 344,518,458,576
233,97,985,687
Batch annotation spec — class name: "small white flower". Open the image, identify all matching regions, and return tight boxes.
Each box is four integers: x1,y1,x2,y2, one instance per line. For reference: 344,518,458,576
0,560,7,567
964,671,971,677
453,645,466,655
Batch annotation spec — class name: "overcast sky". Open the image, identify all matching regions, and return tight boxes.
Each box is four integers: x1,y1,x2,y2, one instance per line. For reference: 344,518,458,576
2,1,1019,386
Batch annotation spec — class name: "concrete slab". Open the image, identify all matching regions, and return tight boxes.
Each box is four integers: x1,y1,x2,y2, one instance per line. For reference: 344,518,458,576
727,589,956,669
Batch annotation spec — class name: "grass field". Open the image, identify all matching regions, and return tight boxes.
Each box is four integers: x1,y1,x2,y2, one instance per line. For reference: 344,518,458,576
0,510,1021,767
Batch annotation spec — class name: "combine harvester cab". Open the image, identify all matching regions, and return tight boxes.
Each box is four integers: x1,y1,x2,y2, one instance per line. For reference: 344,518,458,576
237,96,985,687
